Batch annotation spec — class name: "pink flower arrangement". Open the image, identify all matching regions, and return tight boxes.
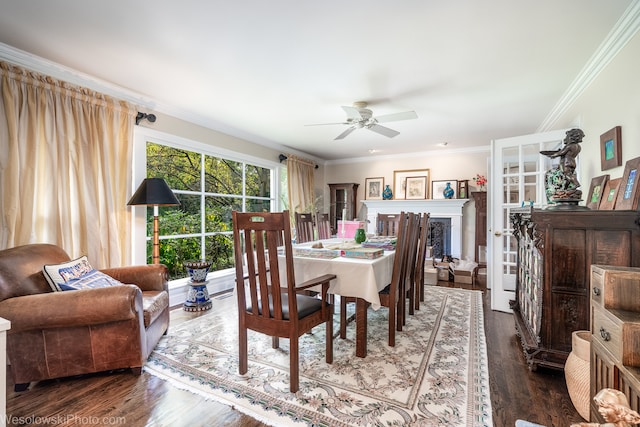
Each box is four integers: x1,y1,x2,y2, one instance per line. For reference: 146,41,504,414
473,174,487,190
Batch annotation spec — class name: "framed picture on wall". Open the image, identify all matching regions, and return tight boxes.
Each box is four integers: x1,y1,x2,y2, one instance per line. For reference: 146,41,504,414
600,126,622,171
615,156,640,210
586,174,609,210
393,169,430,200
364,177,384,200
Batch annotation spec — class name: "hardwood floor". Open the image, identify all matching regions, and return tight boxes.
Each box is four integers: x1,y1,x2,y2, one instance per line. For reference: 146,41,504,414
5,276,582,427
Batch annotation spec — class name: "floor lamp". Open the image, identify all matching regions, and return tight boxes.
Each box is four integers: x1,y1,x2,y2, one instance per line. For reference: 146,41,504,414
127,178,180,264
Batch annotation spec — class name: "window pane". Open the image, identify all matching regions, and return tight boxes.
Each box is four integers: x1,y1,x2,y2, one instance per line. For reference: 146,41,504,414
205,156,242,194
247,198,271,213
160,194,201,235
158,237,202,280
246,165,271,197
205,196,242,232
145,139,276,277
206,234,234,270
147,143,201,191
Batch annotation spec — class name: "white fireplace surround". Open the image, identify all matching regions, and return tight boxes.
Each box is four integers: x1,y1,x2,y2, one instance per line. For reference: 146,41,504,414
361,199,469,259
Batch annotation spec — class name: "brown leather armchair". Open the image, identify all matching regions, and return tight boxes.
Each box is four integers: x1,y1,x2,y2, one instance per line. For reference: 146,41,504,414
0,244,170,391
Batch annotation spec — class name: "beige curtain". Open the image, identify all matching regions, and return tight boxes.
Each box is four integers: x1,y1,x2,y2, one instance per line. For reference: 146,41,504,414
0,61,135,268
286,155,316,213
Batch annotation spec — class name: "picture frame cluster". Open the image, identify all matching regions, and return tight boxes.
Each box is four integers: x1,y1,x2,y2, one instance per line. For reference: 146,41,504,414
364,169,473,201
587,126,639,210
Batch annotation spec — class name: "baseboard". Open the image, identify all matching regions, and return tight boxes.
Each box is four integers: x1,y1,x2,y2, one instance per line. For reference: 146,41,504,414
168,269,236,308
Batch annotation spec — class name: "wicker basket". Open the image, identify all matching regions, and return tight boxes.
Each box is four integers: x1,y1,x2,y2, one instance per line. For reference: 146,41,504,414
565,330,591,420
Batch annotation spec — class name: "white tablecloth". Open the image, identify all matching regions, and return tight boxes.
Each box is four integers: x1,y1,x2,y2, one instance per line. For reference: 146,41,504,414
279,239,395,310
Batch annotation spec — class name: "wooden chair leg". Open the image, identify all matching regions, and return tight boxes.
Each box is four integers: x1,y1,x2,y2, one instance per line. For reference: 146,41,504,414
239,327,248,375
326,310,333,364
290,335,299,393
340,297,347,339
408,283,415,316
389,298,396,347
272,336,279,348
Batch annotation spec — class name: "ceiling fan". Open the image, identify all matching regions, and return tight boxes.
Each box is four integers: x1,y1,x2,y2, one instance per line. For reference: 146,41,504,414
306,101,418,140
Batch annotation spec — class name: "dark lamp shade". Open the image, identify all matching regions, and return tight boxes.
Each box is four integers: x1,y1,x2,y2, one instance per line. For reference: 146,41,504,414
127,178,180,206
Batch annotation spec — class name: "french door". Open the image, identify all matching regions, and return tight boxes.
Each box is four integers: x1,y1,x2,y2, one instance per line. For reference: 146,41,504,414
489,129,569,312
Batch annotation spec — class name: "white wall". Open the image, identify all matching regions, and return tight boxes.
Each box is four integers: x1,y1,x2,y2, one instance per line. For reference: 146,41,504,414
555,31,640,187
323,148,490,261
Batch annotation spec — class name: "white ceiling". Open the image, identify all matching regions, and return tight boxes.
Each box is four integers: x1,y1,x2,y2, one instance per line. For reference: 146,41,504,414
0,1,635,161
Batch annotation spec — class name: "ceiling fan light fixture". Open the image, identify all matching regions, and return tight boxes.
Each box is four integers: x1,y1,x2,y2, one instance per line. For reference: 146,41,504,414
306,101,418,140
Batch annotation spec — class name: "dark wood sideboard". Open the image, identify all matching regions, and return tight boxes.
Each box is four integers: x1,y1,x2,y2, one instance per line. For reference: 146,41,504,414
510,207,640,371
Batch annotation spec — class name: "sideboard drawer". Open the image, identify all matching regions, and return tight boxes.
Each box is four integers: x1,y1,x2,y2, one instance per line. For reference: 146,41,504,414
591,265,640,311
592,305,640,367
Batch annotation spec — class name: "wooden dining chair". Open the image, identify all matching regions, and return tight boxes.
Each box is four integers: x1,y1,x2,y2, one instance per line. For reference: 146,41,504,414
339,212,417,347
316,213,332,240
395,212,421,323
413,213,431,311
232,210,336,393
295,212,315,243
379,211,421,345
377,213,402,236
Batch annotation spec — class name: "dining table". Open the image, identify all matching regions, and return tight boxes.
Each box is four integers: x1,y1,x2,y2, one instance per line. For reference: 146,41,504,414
279,238,395,357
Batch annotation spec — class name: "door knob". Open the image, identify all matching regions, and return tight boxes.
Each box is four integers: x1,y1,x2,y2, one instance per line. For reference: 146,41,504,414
494,231,502,237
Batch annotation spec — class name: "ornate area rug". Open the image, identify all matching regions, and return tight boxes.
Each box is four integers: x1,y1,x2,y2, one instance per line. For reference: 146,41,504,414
144,287,492,426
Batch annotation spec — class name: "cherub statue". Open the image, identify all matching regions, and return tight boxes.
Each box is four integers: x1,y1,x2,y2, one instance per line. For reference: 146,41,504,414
540,128,585,203
570,388,640,427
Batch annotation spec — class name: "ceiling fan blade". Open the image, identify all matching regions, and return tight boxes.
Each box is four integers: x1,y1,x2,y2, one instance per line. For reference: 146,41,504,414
374,110,418,123
341,106,364,120
305,122,350,126
334,126,357,140
368,124,400,138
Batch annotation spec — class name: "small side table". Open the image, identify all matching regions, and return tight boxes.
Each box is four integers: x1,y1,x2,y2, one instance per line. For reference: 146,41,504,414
183,260,213,312
184,280,212,312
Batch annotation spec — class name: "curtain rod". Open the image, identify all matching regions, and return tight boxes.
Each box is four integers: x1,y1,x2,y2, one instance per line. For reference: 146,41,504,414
278,154,318,169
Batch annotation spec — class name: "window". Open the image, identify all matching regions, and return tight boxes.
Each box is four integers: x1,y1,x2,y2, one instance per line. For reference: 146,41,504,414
133,130,279,280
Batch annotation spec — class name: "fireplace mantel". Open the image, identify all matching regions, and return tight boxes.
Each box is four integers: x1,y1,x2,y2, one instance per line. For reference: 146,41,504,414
361,199,469,258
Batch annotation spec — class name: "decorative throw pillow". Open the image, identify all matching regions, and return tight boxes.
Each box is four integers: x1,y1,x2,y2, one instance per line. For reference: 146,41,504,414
43,256,124,291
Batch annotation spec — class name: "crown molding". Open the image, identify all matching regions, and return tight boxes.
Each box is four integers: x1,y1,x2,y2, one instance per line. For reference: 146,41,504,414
0,42,157,108
537,1,640,131
326,144,491,165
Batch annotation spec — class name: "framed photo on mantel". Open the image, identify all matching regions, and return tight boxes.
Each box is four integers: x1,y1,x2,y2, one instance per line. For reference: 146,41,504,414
405,176,427,199
393,169,430,200
365,177,384,200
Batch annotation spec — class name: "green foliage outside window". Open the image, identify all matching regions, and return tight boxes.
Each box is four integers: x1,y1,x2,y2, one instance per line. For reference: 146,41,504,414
145,142,274,280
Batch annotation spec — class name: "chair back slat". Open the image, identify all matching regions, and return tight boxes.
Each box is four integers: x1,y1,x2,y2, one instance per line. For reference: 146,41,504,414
316,213,331,240
233,211,296,321
377,213,402,236
295,212,315,243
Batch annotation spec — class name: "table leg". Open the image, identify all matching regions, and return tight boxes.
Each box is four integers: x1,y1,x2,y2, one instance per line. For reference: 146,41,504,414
355,298,370,358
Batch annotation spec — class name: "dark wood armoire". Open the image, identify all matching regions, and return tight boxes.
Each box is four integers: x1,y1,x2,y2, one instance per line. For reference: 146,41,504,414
509,207,640,371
